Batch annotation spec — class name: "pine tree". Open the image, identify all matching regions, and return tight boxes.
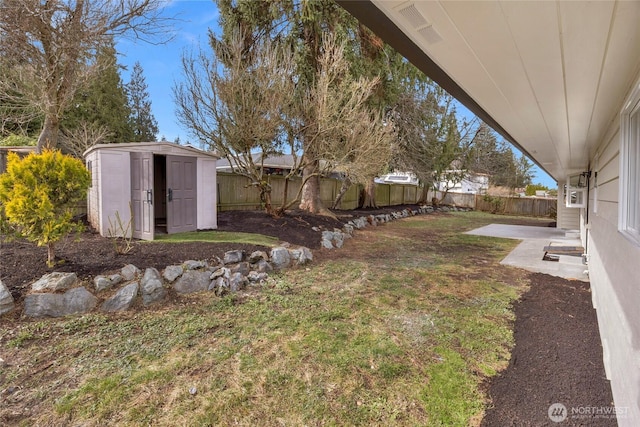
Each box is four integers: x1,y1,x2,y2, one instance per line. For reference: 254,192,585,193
62,41,134,144
127,62,159,142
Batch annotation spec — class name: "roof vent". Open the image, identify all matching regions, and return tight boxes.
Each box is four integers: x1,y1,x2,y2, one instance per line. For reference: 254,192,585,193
397,3,428,29
396,3,442,45
418,25,443,44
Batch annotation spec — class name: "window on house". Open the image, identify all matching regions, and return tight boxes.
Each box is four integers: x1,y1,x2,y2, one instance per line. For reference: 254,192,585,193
619,82,640,244
565,174,587,209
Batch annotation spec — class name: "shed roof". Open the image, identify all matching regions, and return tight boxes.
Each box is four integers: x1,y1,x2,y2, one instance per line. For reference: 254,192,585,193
83,142,219,159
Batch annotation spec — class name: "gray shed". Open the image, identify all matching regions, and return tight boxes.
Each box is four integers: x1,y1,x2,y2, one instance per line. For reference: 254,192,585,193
84,142,218,240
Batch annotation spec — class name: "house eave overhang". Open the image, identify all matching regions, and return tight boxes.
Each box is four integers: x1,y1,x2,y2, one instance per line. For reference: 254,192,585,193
337,0,640,183
336,0,543,174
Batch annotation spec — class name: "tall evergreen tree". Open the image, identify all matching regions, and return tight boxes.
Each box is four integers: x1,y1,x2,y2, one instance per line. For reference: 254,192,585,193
127,62,158,142
61,41,134,144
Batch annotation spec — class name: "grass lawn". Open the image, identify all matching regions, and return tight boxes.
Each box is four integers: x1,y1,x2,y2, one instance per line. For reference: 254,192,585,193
1,211,532,426
152,230,279,247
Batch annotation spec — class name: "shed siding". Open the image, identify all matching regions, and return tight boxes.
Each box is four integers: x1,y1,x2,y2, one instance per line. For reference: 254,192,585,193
100,151,132,237
86,150,100,234
197,157,217,230
84,142,217,238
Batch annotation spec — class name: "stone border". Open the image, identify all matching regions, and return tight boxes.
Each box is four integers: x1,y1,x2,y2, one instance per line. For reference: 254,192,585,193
319,204,471,249
1,204,470,318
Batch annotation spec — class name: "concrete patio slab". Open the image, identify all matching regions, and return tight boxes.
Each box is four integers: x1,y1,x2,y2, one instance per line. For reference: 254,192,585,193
466,224,589,282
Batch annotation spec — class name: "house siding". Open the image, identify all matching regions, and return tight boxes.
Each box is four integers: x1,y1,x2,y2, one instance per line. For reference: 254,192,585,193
556,187,581,229
587,83,640,426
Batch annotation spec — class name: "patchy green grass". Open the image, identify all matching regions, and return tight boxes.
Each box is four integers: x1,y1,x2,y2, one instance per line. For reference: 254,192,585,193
152,230,279,246
1,211,530,426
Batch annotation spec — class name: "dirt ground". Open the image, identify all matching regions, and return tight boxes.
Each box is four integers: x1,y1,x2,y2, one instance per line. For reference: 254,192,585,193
0,206,408,306
0,206,615,426
481,272,615,426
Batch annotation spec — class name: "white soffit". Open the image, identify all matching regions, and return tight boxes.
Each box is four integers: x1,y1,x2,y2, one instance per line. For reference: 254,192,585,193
373,0,640,181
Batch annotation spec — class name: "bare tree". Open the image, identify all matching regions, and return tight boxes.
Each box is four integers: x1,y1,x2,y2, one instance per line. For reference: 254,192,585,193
174,31,296,215
290,34,391,216
0,59,43,137
0,0,171,151
59,121,112,158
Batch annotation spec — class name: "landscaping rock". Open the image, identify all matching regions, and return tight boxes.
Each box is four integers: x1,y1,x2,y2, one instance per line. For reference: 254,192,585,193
223,250,244,264
321,230,334,249
249,251,268,263
31,272,78,292
24,287,97,318
231,262,251,276
270,247,291,269
229,272,248,292
140,268,166,306
183,260,207,270
173,270,212,294
94,274,123,292
0,280,15,315
101,282,139,312
253,259,273,273
121,264,141,281
163,265,184,282
289,246,313,265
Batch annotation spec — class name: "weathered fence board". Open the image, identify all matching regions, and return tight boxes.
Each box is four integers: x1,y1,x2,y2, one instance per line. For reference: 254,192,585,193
217,173,422,211
475,194,555,216
216,173,555,216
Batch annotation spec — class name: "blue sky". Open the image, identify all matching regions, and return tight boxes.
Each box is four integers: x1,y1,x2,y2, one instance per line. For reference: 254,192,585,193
116,0,556,188
116,1,219,144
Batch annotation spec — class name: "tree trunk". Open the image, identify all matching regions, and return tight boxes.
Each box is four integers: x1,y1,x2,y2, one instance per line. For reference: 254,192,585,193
274,177,290,217
360,178,378,208
299,161,324,213
47,242,56,267
331,176,352,209
37,115,60,152
417,185,430,204
262,186,273,216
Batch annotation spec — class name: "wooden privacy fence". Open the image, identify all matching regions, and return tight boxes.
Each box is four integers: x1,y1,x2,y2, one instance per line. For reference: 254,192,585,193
474,195,556,217
216,172,421,211
217,173,555,216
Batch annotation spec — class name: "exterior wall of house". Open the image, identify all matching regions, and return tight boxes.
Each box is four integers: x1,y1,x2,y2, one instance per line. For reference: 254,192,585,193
586,79,640,426
556,186,580,229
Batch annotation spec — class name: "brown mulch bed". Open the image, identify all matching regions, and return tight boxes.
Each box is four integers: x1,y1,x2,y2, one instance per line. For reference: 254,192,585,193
0,205,416,305
0,205,615,425
481,273,616,426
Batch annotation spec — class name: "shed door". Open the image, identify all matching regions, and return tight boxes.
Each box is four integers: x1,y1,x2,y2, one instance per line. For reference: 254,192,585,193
166,155,197,234
131,152,154,240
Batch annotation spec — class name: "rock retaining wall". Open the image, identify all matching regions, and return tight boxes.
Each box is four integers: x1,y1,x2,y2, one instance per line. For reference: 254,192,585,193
4,204,470,318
